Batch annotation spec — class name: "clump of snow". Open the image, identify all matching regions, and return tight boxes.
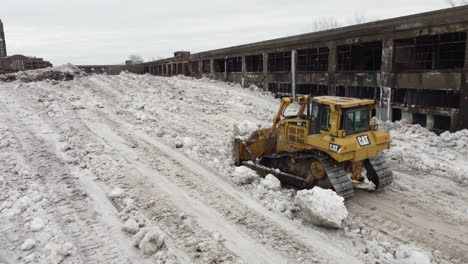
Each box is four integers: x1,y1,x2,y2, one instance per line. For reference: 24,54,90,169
295,187,348,229
30,217,45,232
231,166,259,185
109,187,125,198
45,242,74,264
233,120,260,139
122,218,140,234
21,239,36,251
261,174,281,191
133,227,166,256
394,245,432,264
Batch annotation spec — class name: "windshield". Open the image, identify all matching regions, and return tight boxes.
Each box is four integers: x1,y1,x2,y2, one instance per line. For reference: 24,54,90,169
342,107,370,134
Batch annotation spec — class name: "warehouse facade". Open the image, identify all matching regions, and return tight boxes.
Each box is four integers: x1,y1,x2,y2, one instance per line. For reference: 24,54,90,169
138,7,468,132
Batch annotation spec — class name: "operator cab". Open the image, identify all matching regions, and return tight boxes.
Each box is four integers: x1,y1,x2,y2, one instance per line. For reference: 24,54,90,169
306,96,375,137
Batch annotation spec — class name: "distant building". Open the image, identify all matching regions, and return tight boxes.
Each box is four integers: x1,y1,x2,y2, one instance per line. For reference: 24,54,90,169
0,19,53,74
0,55,52,74
0,19,7,57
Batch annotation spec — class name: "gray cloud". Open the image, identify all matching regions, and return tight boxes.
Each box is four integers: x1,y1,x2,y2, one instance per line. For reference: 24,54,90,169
2,0,448,65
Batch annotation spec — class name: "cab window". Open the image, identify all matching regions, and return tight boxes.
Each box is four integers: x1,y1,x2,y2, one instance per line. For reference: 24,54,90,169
319,105,331,131
342,107,370,134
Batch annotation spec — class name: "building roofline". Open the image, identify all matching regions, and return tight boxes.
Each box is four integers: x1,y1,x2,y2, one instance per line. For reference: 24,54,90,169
189,5,468,58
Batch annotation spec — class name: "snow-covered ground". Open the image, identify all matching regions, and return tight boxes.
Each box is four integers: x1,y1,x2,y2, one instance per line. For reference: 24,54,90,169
0,67,467,264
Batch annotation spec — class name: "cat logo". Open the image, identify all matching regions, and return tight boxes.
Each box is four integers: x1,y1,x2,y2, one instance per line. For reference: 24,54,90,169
357,134,371,146
329,143,341,153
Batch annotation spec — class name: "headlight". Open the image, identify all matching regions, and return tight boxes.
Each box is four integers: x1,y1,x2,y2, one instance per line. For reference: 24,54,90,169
342,131,346,137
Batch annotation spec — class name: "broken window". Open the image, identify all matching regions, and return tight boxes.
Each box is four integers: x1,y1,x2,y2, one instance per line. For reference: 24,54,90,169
394,32,466,71
337,41,382,71
296,47,329,72
246,54,263,72
202,60,211,73
434,115,451,131
178,63,183,74
191,61,200,74
392,88,460,108
227,57,242,73
335,86,379,100
268,52,291,72
268,83,292,97
213,59,225,73
184,63,190,76
295,84,328,96
392,108,402,122
412,113,427,127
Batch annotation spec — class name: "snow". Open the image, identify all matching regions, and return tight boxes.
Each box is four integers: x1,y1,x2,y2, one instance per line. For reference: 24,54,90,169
21,239,36,251
231,166,259,185
30,217,45,232
0,67,466,263
122,218,140,235
395,245,432,264
134,227,166,256
109,187,125,198
261,174,282,191
295,187,348,229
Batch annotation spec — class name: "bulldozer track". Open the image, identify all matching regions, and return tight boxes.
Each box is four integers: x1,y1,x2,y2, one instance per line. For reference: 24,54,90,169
260,151,354,200
367,155,393,190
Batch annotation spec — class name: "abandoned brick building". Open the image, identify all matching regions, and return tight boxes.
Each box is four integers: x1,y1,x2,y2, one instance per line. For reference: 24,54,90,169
0,19,52,74
136,6,468,132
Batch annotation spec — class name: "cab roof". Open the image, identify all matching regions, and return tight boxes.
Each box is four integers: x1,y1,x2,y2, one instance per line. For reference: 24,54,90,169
313,96,375,108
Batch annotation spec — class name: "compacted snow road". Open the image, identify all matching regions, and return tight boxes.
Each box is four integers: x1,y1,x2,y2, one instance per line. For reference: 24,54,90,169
0,67,467,264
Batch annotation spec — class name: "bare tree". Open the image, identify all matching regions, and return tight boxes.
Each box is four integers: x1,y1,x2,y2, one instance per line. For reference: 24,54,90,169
347,12,379,25
129,54,144,64
445,0,468,6
310,17,342,32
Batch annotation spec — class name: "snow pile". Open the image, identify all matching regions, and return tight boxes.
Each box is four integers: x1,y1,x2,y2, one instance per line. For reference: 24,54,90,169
0,64,84,83
394,245,432,264
381,120,468,185
295,187,348,228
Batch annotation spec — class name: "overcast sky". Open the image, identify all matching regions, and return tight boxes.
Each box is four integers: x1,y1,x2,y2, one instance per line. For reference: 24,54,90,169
1,0,450,65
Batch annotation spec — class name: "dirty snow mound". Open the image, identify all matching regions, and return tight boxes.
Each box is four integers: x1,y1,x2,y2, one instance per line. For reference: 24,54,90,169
0,64,84,83
295,187,348,229
395,245,432,264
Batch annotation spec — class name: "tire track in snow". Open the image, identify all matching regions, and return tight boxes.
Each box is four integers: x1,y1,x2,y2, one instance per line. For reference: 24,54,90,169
80,103,362,264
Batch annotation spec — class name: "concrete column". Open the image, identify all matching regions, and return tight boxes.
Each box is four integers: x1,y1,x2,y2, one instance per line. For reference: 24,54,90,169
210,59,214,74
291,50,297,102
401,110,413,124
459,30,468,129
327,41,337,96
199,60,202,75
263,52,269,90
224,56,228,81
241,56,246,88
377,39,395,122
426,115,435,130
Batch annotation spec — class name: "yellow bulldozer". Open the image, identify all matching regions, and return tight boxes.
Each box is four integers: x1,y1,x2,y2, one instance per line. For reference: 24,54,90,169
233,95,393,200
